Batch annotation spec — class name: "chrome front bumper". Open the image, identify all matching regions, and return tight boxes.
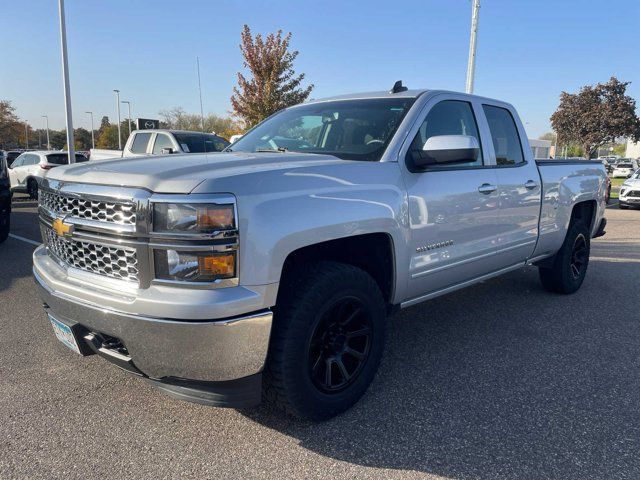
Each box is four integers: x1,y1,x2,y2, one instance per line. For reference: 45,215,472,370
34,249,273,383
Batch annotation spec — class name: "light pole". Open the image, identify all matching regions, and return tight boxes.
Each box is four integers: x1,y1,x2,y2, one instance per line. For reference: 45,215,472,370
114,89,122,150
85,111,95,149
121,101,132,137
465,0,481,94
24,123,29,149
42,115,50,150
58,0,75,163
197,56,205,133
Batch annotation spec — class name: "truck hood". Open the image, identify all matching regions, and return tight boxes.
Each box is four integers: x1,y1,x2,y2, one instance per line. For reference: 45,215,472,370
46,152,345,193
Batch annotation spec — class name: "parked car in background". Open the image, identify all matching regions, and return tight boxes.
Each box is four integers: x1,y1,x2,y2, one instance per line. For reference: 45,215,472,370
8,151,88,199
0,154,10,243
89,130,230,160
35,86,607,420
612,161,637,178
6,150,24,167
619,169,640,209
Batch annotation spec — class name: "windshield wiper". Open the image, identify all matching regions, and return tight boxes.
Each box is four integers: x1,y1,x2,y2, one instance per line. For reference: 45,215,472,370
255,147,288,153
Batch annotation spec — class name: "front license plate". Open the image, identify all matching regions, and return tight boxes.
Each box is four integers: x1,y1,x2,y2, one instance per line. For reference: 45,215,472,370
49,314,81,355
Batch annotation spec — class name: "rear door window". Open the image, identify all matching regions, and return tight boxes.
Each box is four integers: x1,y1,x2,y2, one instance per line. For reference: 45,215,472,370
130,133,152,153
482,105,525,166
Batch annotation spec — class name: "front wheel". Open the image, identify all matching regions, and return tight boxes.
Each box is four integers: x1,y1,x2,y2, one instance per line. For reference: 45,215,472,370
264,261,387,421
538,220,590,294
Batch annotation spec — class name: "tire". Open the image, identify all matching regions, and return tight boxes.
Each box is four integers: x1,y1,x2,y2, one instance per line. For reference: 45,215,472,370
538,220,590,294
0,211,8,243
264,261,387,421
27,179,38,200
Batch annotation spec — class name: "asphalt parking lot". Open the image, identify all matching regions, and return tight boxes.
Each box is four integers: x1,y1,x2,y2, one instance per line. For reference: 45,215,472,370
1,197,639,480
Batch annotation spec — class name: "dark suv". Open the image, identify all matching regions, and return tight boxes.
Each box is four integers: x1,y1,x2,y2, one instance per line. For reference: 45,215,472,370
0,154,10,242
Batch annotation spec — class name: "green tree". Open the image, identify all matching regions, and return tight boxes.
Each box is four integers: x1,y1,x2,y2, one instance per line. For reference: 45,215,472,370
551,77,640,159
231,25,313,128
96,124,120,149
0,100,23,149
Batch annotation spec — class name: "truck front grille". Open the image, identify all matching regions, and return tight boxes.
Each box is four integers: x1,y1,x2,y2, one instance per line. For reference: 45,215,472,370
43,228,139,283
39,189,136,226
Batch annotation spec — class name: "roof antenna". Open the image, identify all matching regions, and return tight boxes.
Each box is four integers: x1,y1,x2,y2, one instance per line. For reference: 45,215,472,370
390,80,408,94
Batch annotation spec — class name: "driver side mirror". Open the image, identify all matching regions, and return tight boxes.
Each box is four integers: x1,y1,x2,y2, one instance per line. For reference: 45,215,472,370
161,147,174,155
411,135,480,167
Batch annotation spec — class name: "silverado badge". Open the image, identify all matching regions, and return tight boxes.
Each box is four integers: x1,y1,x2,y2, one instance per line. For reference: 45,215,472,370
52,218,73,237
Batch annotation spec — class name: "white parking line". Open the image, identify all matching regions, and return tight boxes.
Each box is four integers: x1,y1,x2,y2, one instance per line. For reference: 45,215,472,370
8,234,41,247
591,256,640,263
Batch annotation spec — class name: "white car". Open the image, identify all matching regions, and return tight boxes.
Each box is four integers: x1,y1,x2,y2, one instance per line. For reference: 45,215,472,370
619,169,640,209
8,151,88,198
611,161,637,178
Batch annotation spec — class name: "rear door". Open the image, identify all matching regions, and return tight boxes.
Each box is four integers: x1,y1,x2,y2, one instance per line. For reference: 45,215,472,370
400,94,501,299
481,104,541,266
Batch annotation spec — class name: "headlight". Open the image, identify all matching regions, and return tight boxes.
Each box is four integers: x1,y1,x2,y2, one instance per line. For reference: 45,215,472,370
620,188,627,196
154,249,236,282
153,203,235,234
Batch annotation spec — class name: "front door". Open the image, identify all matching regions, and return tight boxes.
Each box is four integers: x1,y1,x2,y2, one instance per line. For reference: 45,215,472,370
401,98,501,300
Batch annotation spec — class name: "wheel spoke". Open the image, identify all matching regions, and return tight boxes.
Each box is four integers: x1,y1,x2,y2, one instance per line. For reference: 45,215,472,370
346,326,370,339
340,306,363,327
344,346,365,360
336,357,351,382
324,358,334,387
571,263,580,277
311,353,323,374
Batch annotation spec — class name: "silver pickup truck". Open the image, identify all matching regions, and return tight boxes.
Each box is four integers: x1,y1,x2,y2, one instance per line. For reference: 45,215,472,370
34,85,607,420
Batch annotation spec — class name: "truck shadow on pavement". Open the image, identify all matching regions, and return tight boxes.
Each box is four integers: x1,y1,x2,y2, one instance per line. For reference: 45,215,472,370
0,211,37,294
244,243,640,480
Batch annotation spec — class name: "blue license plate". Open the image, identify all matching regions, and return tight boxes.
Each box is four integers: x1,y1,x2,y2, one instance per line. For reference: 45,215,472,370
48,314,81,355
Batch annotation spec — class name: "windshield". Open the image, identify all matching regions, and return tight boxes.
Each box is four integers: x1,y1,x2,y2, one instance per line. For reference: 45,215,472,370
173,133,230,153
229,98,416,162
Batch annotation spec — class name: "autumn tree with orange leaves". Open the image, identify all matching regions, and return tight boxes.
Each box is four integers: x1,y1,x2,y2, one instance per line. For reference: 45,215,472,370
231,25,313,128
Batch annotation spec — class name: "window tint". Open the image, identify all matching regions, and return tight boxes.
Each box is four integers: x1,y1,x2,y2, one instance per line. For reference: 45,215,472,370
46,153,88,164
483,105,524,166
153,134,174,154
130,132,152,153
409,100,483,167
173,133,231,153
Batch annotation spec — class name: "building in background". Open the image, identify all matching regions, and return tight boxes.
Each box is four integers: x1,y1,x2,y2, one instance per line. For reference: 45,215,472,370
625,139,640,159
529,139,551,159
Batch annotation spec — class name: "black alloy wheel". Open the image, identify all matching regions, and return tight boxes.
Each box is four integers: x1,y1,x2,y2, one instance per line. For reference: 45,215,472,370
569,234,588,280
307,296,372,394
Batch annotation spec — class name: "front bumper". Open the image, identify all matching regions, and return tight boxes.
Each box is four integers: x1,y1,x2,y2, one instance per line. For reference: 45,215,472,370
34,246,274,407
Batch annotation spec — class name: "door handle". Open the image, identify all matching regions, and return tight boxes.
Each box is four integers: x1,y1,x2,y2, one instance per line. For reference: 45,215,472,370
478,183,497,195
524,180,539,190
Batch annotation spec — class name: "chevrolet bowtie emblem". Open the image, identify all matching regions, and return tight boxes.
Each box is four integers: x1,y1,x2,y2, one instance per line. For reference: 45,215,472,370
52,218,73,237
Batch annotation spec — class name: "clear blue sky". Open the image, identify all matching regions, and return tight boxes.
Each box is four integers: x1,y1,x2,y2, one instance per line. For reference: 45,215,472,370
2,0,639,137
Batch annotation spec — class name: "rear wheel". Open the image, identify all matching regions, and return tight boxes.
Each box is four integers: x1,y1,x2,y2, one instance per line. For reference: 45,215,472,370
538,220,590,294
27,179,38,200
264,261,387,421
